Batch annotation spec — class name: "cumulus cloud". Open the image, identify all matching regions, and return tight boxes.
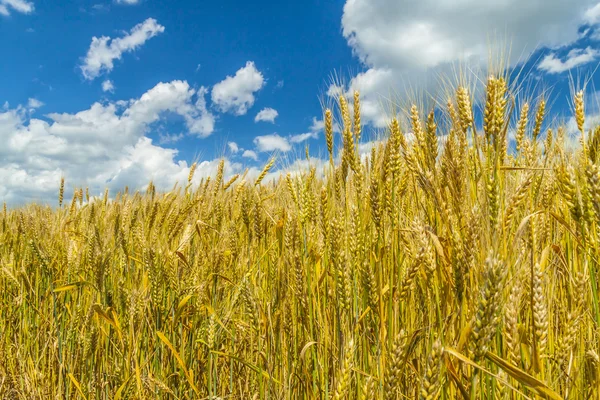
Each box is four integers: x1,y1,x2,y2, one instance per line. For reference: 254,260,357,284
0,0,34,16
242,149,258,161
187,87,215,137
326,67,399,128
80,18,165,80
309,116,341,133
228,141,240,153
102,80,115,93
309,117,325,132
27,98,43,110
158,132,184,144
344,68,396,128
538,47,600,73
254,107,278,123
211,61,264,115
585,2,600,24
0,80,221,205
253,133,291,152
335,0,600,127
285,115,339,146
343,0,596,71
289,132,318,143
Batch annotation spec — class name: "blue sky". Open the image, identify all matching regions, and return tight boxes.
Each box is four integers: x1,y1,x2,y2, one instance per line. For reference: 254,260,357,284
2,0,600,204
1,0,355,157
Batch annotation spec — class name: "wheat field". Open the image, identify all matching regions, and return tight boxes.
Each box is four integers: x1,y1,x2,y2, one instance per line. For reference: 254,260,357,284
1,72,600,399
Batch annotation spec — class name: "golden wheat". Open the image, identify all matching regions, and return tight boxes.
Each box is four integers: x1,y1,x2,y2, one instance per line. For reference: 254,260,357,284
1,69,599,400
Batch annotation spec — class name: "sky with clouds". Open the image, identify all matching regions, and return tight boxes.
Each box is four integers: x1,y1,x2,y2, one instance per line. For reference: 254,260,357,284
2,0,600,205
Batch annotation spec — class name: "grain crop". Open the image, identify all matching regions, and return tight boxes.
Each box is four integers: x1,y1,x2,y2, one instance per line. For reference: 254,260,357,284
1,69,600,399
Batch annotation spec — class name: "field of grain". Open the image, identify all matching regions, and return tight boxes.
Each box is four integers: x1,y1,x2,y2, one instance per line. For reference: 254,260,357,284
1,74,599,399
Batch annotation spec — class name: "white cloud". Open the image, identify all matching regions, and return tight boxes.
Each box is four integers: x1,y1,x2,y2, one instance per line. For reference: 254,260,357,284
253,133,291,152
591,29,600,41
242,150,258,161
537,47,600,73
102,80,115,93
158,132,184,144
358,140,381,156
346,68,395,128
327,84,344,98
254,107,278,123
327,67,398,128
91,4,109,12
309,117,325,132
0,0,34,16
287,115,339,146
0,80,222,205
343,0,596,71
228,141,240,153
550,112,598,152
187,87,215,137
309,116,341,133
115,0,140,4
566,104,600,135
335,0,600,127
211,61,264,115
80,18,165,80
585,2,600,24
289,132,318,143
27,98,43,109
